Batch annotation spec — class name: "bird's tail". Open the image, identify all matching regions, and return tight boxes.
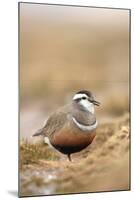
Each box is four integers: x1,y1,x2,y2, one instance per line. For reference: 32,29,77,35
33,128,44,137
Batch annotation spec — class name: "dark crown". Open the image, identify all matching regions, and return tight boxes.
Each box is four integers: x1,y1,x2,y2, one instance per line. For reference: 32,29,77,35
76,90,93,98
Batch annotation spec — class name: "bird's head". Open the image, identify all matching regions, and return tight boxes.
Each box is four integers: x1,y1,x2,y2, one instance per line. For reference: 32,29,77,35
73,90,100,113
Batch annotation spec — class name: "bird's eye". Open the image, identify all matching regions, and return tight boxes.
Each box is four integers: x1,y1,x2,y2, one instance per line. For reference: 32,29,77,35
82,97,86,100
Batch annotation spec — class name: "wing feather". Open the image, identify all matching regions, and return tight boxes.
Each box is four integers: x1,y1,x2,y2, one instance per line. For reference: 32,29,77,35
41,111,68,136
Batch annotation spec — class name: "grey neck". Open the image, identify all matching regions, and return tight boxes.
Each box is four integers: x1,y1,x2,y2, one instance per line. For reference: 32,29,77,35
71,102,96,127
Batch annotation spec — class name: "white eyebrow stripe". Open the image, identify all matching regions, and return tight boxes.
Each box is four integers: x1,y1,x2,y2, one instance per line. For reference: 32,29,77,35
73,93,88,100
72,117,98,132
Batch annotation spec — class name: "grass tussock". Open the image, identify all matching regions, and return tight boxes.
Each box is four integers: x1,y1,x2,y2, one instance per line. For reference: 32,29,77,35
20,140,59,170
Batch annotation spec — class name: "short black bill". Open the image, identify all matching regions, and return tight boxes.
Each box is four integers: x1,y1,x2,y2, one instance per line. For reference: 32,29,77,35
93,100,100,106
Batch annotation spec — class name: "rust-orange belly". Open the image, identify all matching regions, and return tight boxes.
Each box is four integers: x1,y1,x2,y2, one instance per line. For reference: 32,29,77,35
50,125,96,155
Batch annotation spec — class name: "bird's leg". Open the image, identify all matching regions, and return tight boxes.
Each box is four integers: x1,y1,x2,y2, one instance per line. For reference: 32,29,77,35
67,154,72,162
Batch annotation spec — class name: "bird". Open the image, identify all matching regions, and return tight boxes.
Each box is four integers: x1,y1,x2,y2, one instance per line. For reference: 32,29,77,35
33,90,100,161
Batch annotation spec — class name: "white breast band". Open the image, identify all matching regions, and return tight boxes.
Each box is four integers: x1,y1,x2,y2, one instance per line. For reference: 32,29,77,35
72,117,98,132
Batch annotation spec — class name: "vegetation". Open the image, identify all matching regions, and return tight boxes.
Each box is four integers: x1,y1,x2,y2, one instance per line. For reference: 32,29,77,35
20,114,130,196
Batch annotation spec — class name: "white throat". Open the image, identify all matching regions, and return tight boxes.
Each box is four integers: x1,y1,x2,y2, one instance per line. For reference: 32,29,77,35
80,100,95,114
73,93,95,114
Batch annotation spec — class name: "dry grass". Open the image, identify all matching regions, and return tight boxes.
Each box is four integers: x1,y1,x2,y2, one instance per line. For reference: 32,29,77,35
20,140,60,170
19,113,130,196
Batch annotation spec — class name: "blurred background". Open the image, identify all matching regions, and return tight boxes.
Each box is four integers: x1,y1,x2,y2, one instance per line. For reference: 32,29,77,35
20,3,129,140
